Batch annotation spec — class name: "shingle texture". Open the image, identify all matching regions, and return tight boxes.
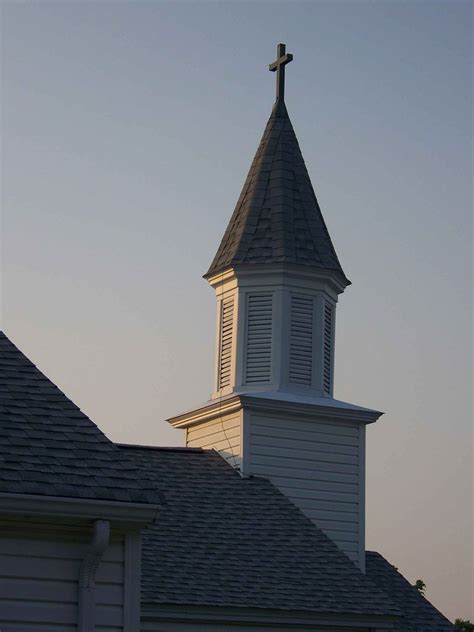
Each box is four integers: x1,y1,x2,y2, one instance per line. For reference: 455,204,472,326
0,331,159,504
205,100,349,283
123,444,397,617
366,551,455,631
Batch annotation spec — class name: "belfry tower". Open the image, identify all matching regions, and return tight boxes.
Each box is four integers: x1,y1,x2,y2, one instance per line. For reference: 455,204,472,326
168,44,382,571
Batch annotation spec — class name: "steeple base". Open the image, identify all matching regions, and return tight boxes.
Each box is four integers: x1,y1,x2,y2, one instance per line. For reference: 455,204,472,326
168,393,382,571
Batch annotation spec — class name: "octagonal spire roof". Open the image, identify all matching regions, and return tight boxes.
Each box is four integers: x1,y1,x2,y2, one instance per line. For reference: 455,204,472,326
204,99,350,286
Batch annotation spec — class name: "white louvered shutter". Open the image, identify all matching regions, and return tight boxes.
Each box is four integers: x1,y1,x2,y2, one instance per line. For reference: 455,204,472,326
289,295,314,386
218,297,234,390
245,294,273,383
323,302,334,394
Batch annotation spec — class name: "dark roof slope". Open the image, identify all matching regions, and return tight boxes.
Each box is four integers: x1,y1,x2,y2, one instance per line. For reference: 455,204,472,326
205,101,349,284
366,552,455,631
122,444,397,617
0,331,159,504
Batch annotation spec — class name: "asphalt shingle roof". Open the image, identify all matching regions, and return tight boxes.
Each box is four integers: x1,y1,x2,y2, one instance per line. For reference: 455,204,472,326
205,100,349,284
366,551,455,631
122,444,398,617
0,331,159,504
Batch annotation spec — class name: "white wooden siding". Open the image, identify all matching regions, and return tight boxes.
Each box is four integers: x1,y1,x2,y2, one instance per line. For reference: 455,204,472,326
187,413,242,469
248,413,361,564
0,532,124,631
96,541,125,632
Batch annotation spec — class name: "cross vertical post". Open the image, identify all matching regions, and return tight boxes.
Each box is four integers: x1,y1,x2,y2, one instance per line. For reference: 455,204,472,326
269,43,293,103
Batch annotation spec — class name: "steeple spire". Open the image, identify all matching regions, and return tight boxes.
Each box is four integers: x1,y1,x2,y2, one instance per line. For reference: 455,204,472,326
205,43,349,287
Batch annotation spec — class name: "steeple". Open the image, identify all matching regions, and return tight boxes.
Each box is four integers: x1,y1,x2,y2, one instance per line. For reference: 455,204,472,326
205,44,349,288
169,45,382,572
205,44,350,400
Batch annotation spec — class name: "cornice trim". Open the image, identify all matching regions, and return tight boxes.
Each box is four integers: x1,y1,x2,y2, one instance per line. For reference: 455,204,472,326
168,396,242,429
168,394,382,429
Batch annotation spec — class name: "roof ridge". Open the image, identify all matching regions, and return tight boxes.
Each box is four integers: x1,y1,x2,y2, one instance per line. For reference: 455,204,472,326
119,443,203,453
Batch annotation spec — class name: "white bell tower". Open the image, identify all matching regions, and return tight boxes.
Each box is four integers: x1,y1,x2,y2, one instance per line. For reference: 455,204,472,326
208,265,344,400
168,44,383,572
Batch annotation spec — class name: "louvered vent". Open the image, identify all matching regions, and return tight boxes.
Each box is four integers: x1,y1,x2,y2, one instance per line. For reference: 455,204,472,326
323,302,334,394
289,295,313,386
245,294,273,383
218,297,234,390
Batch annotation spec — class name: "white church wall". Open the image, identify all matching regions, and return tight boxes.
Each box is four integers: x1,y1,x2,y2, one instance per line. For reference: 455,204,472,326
246,412,364,567
0,520,138,632
186,411,242,469
0,534,81,631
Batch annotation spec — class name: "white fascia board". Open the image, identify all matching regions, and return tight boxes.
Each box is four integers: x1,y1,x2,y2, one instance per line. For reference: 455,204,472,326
239,392,383,424
141,604,397,629
167,395,242,429
0,492,160,525
207,265,348,298
167,391,382,429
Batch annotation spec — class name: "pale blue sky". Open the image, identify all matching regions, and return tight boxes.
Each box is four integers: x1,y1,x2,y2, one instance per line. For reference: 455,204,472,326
1,0,472,622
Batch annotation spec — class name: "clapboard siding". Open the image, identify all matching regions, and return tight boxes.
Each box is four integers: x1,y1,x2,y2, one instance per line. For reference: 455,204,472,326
0,536,80,629
0,533,125,631
253,416,357,436
0,624,76,632
252,450,358,468
251,426,359,447
249,413,361,564
96,545,125,632
187,413,241,469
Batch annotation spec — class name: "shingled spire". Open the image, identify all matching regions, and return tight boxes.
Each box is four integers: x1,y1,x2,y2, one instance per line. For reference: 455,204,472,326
205,45,349,286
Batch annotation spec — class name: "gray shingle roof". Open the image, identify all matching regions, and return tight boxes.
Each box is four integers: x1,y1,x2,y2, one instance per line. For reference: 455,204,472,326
0,331,159,504
205,100,349,284
122,444,397,617
366,551,455,631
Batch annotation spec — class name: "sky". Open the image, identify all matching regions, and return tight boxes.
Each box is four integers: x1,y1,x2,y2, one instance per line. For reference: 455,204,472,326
1,0,472,622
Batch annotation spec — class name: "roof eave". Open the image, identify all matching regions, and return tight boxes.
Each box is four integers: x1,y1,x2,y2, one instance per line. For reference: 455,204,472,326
204,262,351,294
141,603,399,627
0,492,160,526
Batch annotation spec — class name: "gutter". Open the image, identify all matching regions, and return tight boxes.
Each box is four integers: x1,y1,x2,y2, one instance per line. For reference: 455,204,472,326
0,492,160,526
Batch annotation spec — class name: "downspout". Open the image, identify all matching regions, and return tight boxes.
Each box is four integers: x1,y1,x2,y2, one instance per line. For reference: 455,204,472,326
78,519,110,632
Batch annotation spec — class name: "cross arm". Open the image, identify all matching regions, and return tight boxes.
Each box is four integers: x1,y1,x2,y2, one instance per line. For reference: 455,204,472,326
269,53,293,71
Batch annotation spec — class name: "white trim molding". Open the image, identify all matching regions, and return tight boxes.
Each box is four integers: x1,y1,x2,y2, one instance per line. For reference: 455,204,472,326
0,492,160,525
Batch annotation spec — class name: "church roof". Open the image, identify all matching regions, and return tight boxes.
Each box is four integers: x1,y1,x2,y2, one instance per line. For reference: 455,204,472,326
366,552,455,631
205,100,349,285
0,331,159,504
122,444,398,618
